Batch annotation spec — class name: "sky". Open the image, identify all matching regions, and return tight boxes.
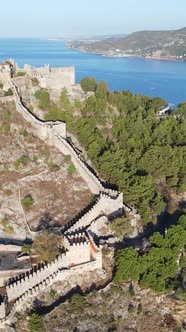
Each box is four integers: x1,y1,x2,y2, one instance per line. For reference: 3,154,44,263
0,0,186,37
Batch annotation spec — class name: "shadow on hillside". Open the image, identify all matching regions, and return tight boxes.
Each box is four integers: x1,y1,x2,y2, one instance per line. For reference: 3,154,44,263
115,208,183,250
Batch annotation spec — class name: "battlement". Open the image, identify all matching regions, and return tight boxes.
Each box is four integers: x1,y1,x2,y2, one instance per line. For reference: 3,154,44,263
21,63,75,89
0,67,128,326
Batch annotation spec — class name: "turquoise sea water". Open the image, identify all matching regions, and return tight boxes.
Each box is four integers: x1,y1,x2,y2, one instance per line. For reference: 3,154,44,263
1,38,186,106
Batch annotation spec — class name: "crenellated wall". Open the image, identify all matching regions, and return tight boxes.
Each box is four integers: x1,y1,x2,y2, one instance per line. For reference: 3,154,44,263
10,80,104,194
64,192,123,234
6,253,68,302
0,71,129,327
11,81,66,141
21,64,75,90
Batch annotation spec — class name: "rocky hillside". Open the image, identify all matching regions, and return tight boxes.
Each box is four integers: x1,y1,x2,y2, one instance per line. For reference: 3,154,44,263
67,27,186,60
0,98,92,240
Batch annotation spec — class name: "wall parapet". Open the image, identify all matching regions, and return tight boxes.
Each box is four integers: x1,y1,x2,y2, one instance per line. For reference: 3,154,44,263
0,72,130,326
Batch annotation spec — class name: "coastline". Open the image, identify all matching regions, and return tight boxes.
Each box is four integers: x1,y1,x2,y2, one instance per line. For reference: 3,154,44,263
66,45,185,63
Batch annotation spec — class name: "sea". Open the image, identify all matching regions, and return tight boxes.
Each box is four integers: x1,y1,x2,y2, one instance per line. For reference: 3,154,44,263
1,38,186,106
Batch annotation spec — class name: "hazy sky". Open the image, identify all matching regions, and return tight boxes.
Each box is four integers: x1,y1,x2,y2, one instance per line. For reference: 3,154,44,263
0,0,186,37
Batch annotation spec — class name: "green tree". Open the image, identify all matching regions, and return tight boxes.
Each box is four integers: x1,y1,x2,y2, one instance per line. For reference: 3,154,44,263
27,313,45,332
177,214,186,229
95,80,108,99
34,89,50,109
80,77,97,92
114,248,140,283
32,231,61,263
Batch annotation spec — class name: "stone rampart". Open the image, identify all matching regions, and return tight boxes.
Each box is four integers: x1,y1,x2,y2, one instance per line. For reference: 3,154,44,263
0,250,102,325
10,80,105,194
6,252,68,301
64,192,123,234
0,72,128,326
10,80,126,196
10,80,66,141
21,64,75,90
1,257,102,325
88,215,108,234
53,134,103,193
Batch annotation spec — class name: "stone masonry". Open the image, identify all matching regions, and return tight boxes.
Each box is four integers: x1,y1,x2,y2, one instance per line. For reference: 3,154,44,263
0,61,127,327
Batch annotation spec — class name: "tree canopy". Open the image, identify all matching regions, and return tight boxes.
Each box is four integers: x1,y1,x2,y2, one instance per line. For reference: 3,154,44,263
114,217,186,293
42,77,186,224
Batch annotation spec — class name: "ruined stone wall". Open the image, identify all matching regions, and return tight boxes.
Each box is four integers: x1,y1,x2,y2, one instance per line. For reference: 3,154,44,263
21,64,75,89
0,64,12,90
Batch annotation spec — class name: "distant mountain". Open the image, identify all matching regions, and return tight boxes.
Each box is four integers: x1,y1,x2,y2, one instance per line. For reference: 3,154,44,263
67,28,186,60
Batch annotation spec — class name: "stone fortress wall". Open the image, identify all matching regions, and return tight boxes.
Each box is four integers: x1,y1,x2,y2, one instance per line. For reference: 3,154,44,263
0,61,129,326
10,79,104,194
0,61,12,90
22,63,75,90
0,59,75,91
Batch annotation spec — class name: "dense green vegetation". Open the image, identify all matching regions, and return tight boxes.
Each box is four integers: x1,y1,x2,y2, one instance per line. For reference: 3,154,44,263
41,78,186,224
114,212,186,294
27,313,45,332
34,89,50,109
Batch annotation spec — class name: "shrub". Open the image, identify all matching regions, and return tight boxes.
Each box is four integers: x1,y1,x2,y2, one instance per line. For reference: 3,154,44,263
31,77,39,86
51,164,60,172
14,155,30,168
16,71,26,77
32,232,61,262
74,99,82,108
137,303,142,315
68,164,76,175
0,83,3,89
64,155,71,161
34,90,42,100
27,313,45,332
1,218,14,233
128,303,135,314
69,293,86,311
19,155,30,166
3,111,10,121
34,89,50,109
21,244,31,253
49,289,56,298
0,122,10,133
21,195,34,209
4,88,13,96
19,128,28,136
48,159,60,172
